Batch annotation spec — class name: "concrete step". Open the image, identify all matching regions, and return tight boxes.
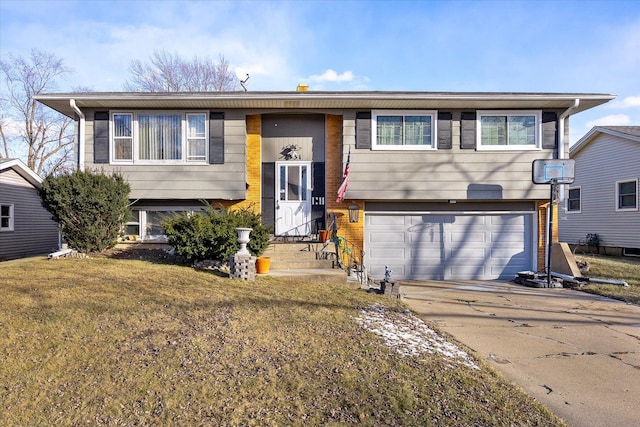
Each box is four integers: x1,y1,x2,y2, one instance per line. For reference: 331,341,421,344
263,240,339,272
270,258,335,270
265,268,348,284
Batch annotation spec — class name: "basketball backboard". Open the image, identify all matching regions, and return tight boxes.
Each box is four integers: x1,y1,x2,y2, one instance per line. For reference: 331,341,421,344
532,159,575,184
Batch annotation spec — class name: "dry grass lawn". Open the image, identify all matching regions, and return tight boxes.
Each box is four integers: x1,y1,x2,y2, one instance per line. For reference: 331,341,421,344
574,253,640,305
0,255,564,426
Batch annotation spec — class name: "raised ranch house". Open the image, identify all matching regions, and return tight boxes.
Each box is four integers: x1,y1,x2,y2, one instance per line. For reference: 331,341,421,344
559,126,640,256
0,158,59,261
35,91,614,280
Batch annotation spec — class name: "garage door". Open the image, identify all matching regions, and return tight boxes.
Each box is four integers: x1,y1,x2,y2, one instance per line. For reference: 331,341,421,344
365,213,533,281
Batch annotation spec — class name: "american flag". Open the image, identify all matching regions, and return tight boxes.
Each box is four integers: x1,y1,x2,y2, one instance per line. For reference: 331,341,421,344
336,147,351,203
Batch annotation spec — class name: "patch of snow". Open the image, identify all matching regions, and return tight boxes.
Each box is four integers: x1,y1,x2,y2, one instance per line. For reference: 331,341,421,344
354,304,479,370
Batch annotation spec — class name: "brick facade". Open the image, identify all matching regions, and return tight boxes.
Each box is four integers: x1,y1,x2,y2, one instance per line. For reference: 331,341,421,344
537,200,558,272
325,114,365,256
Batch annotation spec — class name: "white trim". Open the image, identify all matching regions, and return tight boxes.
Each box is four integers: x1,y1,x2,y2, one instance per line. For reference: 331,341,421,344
371,110,437,151
566,186,581,213
0,158,42,187
476,110,542,151
615,179,638,212
109,111,209,165
0,204,15,232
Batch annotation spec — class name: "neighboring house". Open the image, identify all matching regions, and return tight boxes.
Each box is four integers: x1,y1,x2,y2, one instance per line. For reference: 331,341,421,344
559,126,640,256
35,91,614,280
0,158,59,261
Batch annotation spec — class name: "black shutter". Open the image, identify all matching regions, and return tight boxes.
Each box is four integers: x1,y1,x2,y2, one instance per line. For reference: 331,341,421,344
355,111,371,149
209,112,224,164
542,112,558,150
261,162,275,231
460,112,476,149
437,112,452,149
94,111,109,163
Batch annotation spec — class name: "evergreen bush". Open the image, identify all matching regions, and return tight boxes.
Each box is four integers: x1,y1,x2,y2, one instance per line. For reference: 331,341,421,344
163,206,271,263
40,170,131,253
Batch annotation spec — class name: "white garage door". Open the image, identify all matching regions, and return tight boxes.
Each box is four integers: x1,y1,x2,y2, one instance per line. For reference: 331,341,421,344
365,213,533,281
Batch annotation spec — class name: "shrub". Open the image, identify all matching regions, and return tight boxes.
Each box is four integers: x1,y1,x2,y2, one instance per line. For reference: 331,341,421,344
40,170,130,253
163,206,271,263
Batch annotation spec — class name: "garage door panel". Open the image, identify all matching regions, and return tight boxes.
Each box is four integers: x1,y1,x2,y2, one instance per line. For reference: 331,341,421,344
409,264,444,279
366,212,533,280
450,231,487,244
411,249,445,260
369,232,406,243
409,215,454,225
369,247,406,260
370,215,406,226
449,247,488,259
491,215,524,224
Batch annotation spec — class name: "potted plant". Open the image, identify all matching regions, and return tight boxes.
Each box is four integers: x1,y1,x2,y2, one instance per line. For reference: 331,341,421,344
256,256,271,274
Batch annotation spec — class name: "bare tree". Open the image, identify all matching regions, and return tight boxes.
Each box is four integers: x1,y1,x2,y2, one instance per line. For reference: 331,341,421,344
0,49,76,176
124,50,238,92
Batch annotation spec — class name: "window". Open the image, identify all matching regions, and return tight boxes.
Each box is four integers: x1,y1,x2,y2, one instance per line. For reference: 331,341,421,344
113,113,133,161
125,210,139,237
126,208,204,241
616,179,638,211
477,110,541,150
111,112,208,163
0,204,14,231
372,110,436,150
567,187,581,212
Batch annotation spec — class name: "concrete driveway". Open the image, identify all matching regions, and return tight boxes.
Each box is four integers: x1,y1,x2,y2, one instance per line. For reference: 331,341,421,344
399,280,640,427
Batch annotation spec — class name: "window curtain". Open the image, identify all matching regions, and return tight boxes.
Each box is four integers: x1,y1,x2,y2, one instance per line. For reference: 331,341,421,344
138,114,182,160
377,116,402,145
405,116,431,145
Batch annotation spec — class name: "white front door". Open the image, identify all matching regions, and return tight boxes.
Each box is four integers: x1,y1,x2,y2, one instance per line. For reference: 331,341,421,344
275,161,311,236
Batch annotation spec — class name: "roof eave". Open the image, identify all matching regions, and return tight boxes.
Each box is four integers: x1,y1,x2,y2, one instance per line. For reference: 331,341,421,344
35,91,617,119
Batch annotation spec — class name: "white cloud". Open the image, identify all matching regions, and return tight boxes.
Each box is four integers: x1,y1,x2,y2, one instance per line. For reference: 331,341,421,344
607,96,640,109
586,114,631,129
308,69,354,83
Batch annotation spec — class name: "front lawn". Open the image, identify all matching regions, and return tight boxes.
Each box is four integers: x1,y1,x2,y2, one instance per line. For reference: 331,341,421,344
0,256,563,426
574,253,640,305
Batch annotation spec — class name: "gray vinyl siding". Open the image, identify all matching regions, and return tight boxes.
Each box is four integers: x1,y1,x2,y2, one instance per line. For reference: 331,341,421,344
0,169,59,260
559,133,640,248
84,110,247,200
342,110,560,201
261,114,326,162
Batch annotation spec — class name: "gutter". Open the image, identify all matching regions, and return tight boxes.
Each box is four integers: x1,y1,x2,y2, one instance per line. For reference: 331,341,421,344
70,99,85,171
558,98,580,160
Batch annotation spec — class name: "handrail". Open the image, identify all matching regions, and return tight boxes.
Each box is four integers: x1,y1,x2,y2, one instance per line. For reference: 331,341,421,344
326,212,367,285
334,235,367,285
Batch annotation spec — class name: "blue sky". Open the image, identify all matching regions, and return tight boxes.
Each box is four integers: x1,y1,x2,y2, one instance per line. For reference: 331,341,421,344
2,0,640,143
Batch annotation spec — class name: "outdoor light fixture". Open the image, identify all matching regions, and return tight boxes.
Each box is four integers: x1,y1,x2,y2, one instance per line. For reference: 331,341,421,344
348,202,360,223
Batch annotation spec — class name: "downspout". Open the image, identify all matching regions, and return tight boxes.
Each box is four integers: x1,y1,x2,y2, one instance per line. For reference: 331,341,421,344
558,98,580,160
70,99,85,171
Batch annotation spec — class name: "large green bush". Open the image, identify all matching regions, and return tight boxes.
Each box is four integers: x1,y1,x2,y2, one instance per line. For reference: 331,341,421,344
40,170,130,253
163,206,271,263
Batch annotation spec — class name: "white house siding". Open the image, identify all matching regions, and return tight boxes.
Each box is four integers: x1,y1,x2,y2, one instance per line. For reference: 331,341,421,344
83,110,247,200
0,169,59,260
559,132,640,249
341,110,558,202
